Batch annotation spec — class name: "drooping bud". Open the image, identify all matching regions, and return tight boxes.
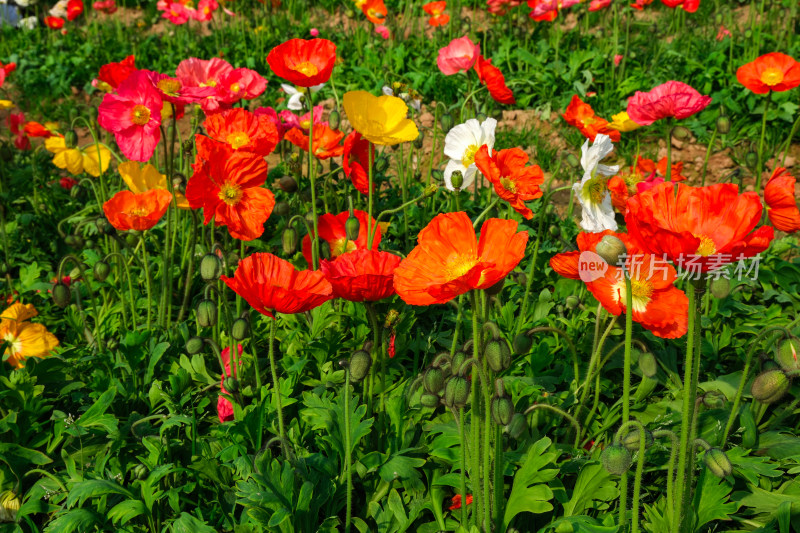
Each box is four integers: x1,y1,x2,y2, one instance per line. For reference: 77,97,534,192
431,169,444,183
444,375,470,408
701,390,726,410
716,116,731,134
424,183,438,197
565,295,579,310
185,337,204,355
440,112,453,133
375,156,389,173
345,215,360,241
451,351,467,375
494,378,506,398
349,350,372,382
751,369,790,404
223,376,239,393
704,447,733,478
638,351,658,378
274,201,290,216
709,278,730,299
413,130,424,149
565,152,580,169
93,260,111,282
450,170,464,190
423,367,445,394
672,125,691,140
227,252,240,269
513,333,532,355
620,428,653,451
96,217,116,236
328,109,341,130
282,227,298,255
64,130,78,148
595,235,627,267
745,151,758,168
484,338,512,373
196,299,218,328
279,176,298,193
775,338,800,373
320,241,331,260
231,318,250,341
491,396,514,425
506,412,527,439
601,444,633,475
420,393,440,408
52,282,71,308
199,253,222,282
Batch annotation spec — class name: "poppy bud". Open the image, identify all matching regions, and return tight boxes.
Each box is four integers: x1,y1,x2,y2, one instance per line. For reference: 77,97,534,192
231,318,250,341
413,130,424,149
751,369,790,404
638,350,658,378
424,184,438,197
565,153,580,168
423,366,445,394
420,392,440,408
440,112,454,133
93,260,111,282
96,217,115,236
620,428,653,451
776,338,800,373
304,211,315,227
345,215,360,241
182,139,195,154
745,151,758,168
744,29,752,39
223,376,239,393
52,282,71,308
227,252,240,269
450,170,464,190
349,350,372,382
64,234,84,248
0,262,6,276
185,336,204,354
279,176,298,193
494,378,506,398
451,351,466,375
512,333,532,355
199,253,222,281
274,201,290,216
716,116,731,134
491,396,514,426
714,13,723,24
444,375,470,408
328,109,341,130
701,390,726,410
132,464,149,480
282,227,298,255
595,235,627,267
565,295,579,309
484,339,512,372
709,277,730,299
196,299,217,328
64,130,78,148
601,444,632,475
506,412,527,439
672,125,691,140
317,241,330,260
704,447,733,478
375,156,389,173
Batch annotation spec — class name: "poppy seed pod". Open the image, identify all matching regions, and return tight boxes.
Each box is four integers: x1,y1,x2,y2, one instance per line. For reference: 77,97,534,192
450,170,464,190
601,444,633,475
595,235,627,267
328,109,341,130
709,277,731,299
704,447,733,478
349,350,372,382
444,375,470,408
64,130,78,149
423,366,445,394
282,227,298,255
751,369,790,404
93,261,111,282
196,299,218,328
484,339,512,372
279,176,298,193
199,253,222,282
491,396,514,426
345,215,360,241
185,337,204,355
420,392,440,408
512,333,532,355
231,318,250,341
620,428,653,451
716,116,731,134
51,282,71,308
776,338,800,373
223,376,239,393
182,139,195,155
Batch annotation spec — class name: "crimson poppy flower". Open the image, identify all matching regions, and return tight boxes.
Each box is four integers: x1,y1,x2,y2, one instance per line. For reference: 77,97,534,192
343,131,375,195
301,209,381,268
736,52,800,95
8,113,30,150
449,494,474,511
630,0,653,8
203,108,279,157
221,253,333,319
474,145,544,219
361,0,387,24
562,95,621,142
423,1,449,26
589,0,611,10
45,16,65,29
217,67,268,103
285,124,344,159
98,71,162,162
92,55,136,92
103,189,172,231
626,81,711,126
474,56,515,105
66,0,83,20
661,0,699,12
187,138,275,241
320,249,401,302
394,212,528,306
527,0,579,21
1,62,16,76
608,156,687,212
625,182,774,272
175,57,235,113
266,38,336,88
764,167,800,233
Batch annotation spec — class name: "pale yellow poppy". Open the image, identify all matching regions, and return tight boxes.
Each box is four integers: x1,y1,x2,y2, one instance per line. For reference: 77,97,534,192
45,136,112,177
343,90,419,146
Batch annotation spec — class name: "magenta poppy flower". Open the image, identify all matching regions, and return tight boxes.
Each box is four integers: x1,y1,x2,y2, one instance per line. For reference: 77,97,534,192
279,105,326,133
98,70,163,162
193,0,217,21
144,70,215,105
437,36,480,76
175,57,234,114
162,2,191,24
218,67,267,103
217,344,243,423
254,106,285,139
626,81,712,126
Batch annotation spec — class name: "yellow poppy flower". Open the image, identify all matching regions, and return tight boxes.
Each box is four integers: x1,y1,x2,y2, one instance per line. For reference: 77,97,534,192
343,90,419,146
45,136,112,177
607,111,641,132
0,100,13,110
118,160,190,209
1,303,59,369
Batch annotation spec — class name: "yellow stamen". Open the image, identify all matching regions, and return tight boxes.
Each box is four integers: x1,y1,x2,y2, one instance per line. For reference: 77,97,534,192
614,278,654,313
130,105,151,126
226,131,251,150
445,255,478,280
694,235,717,257
157,79,182,96
761,68,784,87
292,61,319,77
218,183,243,205
461,144,479,167
500,177,517,193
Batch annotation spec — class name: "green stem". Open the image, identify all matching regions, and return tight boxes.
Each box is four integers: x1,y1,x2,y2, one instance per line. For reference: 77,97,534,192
268,319,287,457
472,196,501,229
140,235,153,330
653,430,679,520
307,91,320,269
493,423,503,532
344,370,352,533
470,290,482,528
755,91,772,191
458,406,467,527
619,272,634,528
665,122,673,182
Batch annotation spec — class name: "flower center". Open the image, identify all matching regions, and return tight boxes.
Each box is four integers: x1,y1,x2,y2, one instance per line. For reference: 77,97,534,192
445,254,478,280
300,119,311,130
226,131,251,149
614,277,653,313
761,68,784,87
129,207,149,217
157,79,182,96
499,177,517,193
230,82,240,93
200,79,217,87
331,238,358,257
218,183,243,205
3,332,21,356
582,175,607,205
694,234,717,257
130,105,151,126
292,61,319,77
462,144,479,167
581,116,595,126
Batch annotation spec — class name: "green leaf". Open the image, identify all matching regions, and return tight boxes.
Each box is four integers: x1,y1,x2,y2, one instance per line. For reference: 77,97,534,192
75,387,118,435
108,500,147,525
562,462,618,516
503,437,558,529
170,512,216,533
65,480,135,508
379,453,426,482
0,443,52,467
44,509,102,533
693,468,739,530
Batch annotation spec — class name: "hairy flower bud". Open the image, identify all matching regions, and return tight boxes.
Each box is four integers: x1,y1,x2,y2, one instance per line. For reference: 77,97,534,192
274,201,291,217
440,112,453,133
620,428,653,451
196,299,218,328
349,350,372,382
51,282,71,308
444,375,470,408
223,376,239,393
491,396,514,426
185,337,204,355
751,369,790,404
775,338,800,373
64,130,78,148
413,130,424,149
672,125,691,140
345,215,360,241
638,351,658,378
484,339,512,373
328,109,341,130
279,175,298,193
709,278,730,299
595,235,627,266
199,253,222,282
704,447,733,478
512,333,532,355
420,392,440,408
93,260,111,282
231,318,250,341
423,367,445,395
601,444,633,475
716,116,731,134
282,227,298,255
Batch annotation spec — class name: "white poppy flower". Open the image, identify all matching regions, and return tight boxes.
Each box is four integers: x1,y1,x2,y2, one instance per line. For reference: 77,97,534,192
573,134,621,233
281,83,324,111
49,0,68,18
18,15,37,28
443,117,497,191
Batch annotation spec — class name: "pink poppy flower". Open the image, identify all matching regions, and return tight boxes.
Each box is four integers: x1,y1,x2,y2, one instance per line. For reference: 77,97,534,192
193,0,217,20
375,25,390,39
614,54,623,66
162,2,191,24
218,67,267,103
217,344,243,423
254,106,285,139
279,105,327,134
175,57,235,114
437,36,480,76
144,70,215,105
98,70,163,162
529,0,580,20
626,80,711,126
636,174,664,195
93,0,117,13
589,0,611,10
716,25,731,41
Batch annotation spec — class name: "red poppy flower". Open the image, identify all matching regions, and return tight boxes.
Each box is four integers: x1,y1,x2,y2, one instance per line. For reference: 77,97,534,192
60,177,78,190
626,81,712,126
629,0,653,8
736,52,800,95
217,67,268,103
8,113,30,150
361,0,387,24
175,57,235,114
474,145,544,220
449,494,474,511
301,209,381,268
285,124,344,159
625,182,774,272
203,108,279,157
45,16,65,29
92,55,136,92
266,38,336,88
66,0,84,20
394,212,528,306
23,122,55,138
661,0,699,12
144,70,215,105
221,253,333,319
320,249,401,302
562,95,621,142
103,189,172,231
423,1,449,26
474,56,515,105
1,62,16,76
764,167,800,233
549,230,636,280
343,131,375,195
589,0,611,10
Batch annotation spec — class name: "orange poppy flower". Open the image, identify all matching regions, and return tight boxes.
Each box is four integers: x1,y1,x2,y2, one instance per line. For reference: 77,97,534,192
187,138,275,241
764,167,800,233
221,253,333,319
474,56,516,105
343,131,375,195
266,38,337,88
361,0,387,24
736,52,800,95
1,303,59,369
301,209,381,268
393,212,528,305
423,1,449,26
549,230,636,280
562,95,621,142
608,156,686,212
449,494,474,511
23,121,56,138
103,189,172,231
285,124,344,159
44,16,65,29
474,145,544,219
203,108,279,157
320,249,401,302
625,182,774,272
